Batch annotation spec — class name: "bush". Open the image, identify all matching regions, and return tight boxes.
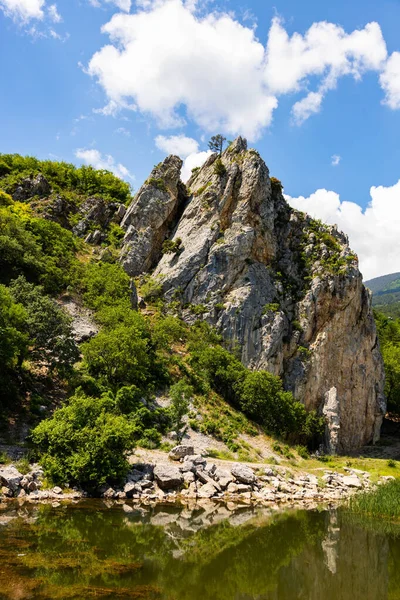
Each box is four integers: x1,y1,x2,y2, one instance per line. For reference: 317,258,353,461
190,345,246,405
81,324,153,391
0,203,78,293
32,393,136,490
139,275,163,302
270,177,283,191
78,262,131,311
213,158,226,177
162,238,182,255
0,153,132,203
9,276,79,373
169,380,192,441
152,315,187,350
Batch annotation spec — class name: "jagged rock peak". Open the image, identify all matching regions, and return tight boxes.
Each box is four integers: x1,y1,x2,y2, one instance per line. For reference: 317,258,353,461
123,137,386,453
120,154,187,276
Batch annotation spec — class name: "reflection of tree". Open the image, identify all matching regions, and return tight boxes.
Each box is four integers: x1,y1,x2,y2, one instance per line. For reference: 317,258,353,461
1,504,399,600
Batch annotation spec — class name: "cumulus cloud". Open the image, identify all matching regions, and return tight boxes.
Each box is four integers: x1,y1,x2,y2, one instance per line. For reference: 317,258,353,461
155,134,199,157
380,52,400,109
85,1,394,138
286,181,400,280
331,154,341,166
75,148,135,181
181,150,212,182
87,0,277,139
0,0,45,22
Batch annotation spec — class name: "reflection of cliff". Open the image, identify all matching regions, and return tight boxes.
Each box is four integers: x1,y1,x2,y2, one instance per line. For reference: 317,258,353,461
270,512,389,600
0,503,395,600
321,510,340,574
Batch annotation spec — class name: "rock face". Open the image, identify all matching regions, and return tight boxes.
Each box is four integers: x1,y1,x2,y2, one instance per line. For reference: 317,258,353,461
120,156,188,276
121,138,385,453
13,174,51,201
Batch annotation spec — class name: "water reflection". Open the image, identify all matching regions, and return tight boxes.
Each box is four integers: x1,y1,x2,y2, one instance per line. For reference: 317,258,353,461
0,501,397,599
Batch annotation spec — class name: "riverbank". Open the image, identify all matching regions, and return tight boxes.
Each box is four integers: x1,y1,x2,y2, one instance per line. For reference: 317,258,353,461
0,444,395,510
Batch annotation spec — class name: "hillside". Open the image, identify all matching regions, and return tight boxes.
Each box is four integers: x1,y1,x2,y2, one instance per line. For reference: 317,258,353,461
0,141,386,491
366,272,400,318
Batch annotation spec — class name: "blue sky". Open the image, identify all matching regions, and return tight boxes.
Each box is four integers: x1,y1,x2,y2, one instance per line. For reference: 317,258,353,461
1,0,400,278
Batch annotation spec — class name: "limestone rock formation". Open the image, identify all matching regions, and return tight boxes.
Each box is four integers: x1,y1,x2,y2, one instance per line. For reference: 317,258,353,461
120,155,187,276
122,137,385,453
13,173,51,202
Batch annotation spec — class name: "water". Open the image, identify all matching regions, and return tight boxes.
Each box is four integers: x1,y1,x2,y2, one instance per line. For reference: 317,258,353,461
0,500,398,599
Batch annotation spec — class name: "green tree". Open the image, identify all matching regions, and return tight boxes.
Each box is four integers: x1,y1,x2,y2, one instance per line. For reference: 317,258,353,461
32,393,135,489
9,277,79,373
208,135,227,155
169,380,193,442
0,284,28,368
81,325,153,391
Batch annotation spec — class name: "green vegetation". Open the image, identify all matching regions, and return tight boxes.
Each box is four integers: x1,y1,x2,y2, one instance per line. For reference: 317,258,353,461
208,134,226,155
374,311,400,413
0,153,328,491
0,153,132,203
146,177,167,192
32,392,138,489
162,237,182,254
213,158,227,177
348,478,400,519
299,217,350,280
262,303,280,314
270,177,283,191
194,182,212,196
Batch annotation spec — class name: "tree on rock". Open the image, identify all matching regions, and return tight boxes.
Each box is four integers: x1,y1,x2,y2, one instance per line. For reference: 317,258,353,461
208,135,226,155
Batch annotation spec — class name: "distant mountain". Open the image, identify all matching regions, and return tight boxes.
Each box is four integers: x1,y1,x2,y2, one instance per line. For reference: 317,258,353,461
366,272,400,317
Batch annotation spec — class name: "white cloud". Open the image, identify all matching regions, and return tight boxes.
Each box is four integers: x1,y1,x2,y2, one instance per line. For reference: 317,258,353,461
0,0,45,21
75,148,135,181
87,0,277,139
88,0,131,12
155,134,199,157
181,150,212,182
380,52,400,109
115,126,131,136
286,181,400,280
47,3,61,21
86,2,394,137
331,154,341,166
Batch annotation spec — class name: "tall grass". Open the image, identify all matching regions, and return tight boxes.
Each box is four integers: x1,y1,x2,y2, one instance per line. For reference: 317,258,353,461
349,479,400,519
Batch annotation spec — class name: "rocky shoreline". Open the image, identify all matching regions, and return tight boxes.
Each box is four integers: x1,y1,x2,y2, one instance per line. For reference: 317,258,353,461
0,445,394,509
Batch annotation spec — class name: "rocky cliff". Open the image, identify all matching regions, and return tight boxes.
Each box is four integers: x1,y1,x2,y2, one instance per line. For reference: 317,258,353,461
120,137,385,453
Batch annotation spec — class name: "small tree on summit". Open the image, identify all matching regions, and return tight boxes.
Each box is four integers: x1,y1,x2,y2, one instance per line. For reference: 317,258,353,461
208,134,226,155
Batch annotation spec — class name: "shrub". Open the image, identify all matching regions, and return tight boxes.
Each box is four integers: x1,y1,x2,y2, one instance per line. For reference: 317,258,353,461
153,315,187,350
0,190,12,206
296,445,310,459
190,345,246,405
32,393,135,490
270,177,283,191
78,262,131,311
146,177,167,192
81,324,153,391
139,275,163,302
262,303,279,314
169,380,192,441
9,276,79,373
213,158,226,177
162,238,182,255
0,153,132,203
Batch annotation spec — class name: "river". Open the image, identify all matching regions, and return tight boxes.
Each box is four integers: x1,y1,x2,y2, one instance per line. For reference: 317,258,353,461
0,500,397,599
